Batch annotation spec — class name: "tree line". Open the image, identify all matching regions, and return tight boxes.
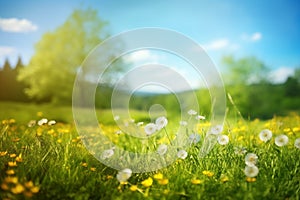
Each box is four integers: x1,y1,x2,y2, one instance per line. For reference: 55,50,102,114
0,8,299,119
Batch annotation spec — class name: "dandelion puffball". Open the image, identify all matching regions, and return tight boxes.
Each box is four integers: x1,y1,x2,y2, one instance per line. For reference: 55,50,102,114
275,135,289,147
259,129,272,142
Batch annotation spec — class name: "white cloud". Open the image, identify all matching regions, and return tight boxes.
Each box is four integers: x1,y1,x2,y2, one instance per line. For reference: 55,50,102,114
202,39,239,51
241,32,262,42
269,67,295,84
0,18,38,33
203,39,229,50
0,46,16,58
251,32,262,41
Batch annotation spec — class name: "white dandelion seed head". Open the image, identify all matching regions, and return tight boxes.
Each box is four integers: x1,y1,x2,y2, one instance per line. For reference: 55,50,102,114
38,118,48,126
137,122,144,126
155,116,168,130
188,109,197,116
245,153,258,167
177,150,188,159
48,120,56,126
115,130,122,135
275,134,289,147
259,129,272,142
101,149,114,159
27,120,36,127
294,138,300,149
244,165,259,177
179,121,188,126
217,134,229,145
114,115,120,121
144,123,157,136
189,134,201,144
209,124,224,135
196,115,205,120
116,168,132,183
157,144,168,156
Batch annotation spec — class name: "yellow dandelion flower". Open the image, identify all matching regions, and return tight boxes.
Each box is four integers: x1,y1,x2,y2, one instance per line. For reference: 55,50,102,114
191,179,203,185
9,153,16,158
141,177,153,187
202,170,214,177
220,175,229,183
90,167,96,172
153,173,163,180
37,111,43,117
4,176,18,184
1,183,9,190
283,128,291,132
8,161,17,167
81,162,88,167
24,181,34,188
6,169,15,175
11,184,25,194
30,186,40,193
129,185,138,191
57,139,62,143
106,175,113,180
158,178,169,185
163,189,169,195
12,138,20,142
246,177,256,182
15,155,23,163
9,119,16,124
0,151,7,156
293,127,300,132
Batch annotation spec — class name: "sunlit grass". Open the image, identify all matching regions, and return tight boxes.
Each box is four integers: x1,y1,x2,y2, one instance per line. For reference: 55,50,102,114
0,105,300,199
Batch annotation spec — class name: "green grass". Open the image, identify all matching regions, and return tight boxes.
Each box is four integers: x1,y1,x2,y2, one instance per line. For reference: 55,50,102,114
0,102,300,199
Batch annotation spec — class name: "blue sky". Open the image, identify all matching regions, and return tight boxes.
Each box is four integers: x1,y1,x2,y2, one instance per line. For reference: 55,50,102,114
0,0,300,83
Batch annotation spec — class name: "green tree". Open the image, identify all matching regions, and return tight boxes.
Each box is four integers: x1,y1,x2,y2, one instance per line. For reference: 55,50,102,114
222,55,269,85
18,8,108,103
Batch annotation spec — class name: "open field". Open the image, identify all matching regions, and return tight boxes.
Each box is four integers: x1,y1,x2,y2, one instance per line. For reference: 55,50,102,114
0,102,300,199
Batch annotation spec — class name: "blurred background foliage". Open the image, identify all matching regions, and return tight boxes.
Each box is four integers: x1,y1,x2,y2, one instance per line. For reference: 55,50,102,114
0,8,299,120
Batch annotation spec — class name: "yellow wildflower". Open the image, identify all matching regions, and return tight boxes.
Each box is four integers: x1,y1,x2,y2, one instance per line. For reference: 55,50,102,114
129,185,138,191
8,161,17,167
220,175,229,183
106,175,113,180
16,155,23,162
57,139,62,143
11,184,25,194
158,178,169,185
202,170,214,177
153,173,163,180
9,119,16,124
0,151,7,156
37,111,43,117
24,181,34,188
293,127,300,132
191,179,203,185
284,128,291,132
30,186,40,193
12,138,20,142
81,162,88,167
9,153,16,158
6,169,15,175
246,177,256,182
90,167,96,172
4,176,18,184
141,177,153,187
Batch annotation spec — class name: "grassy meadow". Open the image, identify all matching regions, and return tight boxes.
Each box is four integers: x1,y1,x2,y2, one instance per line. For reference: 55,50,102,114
0,102,300,199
